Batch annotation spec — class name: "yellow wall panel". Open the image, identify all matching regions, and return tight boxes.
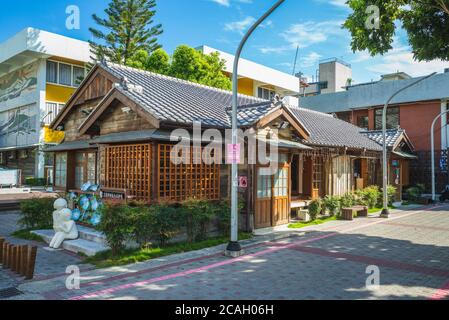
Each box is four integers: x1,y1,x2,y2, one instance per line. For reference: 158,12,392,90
46,84,76,103
238,78,254,96
43,126,65,144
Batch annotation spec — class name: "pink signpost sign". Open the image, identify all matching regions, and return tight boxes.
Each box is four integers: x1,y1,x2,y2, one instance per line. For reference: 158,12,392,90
227,144,241,165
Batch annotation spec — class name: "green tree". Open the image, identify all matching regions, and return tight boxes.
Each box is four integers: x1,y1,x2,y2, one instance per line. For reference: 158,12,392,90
89,0,163,65
169,45,231,90
128,48,170,74
343,0,449,61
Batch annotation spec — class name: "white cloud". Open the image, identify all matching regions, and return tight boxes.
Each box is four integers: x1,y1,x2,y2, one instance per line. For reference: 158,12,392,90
210,0,230,6
281,20,345,49
315,0,349,9
224,16,256,35
209,0,252,7
301,52,322,67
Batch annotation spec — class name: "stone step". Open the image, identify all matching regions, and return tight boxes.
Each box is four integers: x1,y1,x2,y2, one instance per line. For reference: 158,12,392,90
31,230,109,257
77,225,107,246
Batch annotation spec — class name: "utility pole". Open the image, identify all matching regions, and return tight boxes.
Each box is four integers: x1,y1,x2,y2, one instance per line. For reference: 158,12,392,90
381,72,436,218
226,0,286,257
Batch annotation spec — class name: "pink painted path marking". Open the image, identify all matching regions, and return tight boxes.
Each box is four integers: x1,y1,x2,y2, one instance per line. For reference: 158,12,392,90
429,280,449,300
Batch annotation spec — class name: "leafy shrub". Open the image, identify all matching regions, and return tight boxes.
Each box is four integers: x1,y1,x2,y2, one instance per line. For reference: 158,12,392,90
181,199,215,242
215,199,245,236
416,184,426,194
24,177,47,187
406,187,421,202
131,205,154,249
308,199,322,221
387,185,397,205
149,204,181,247
358,186,381,209
19,198,55,229
323,195,340,216
97,203,135,256
340,193,355,209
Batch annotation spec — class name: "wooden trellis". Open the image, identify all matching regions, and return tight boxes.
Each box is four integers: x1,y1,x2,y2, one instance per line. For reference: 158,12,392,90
104,144,152,202
158,144,220,202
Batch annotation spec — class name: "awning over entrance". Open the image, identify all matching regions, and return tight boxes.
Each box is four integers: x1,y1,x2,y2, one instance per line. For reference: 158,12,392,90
44,141,92,152
259,138,312,150
392,150,418,159
91,130,175,144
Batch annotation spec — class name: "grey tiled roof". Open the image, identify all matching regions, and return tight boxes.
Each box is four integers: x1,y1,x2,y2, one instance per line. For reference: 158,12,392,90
102,63,274,128
300,72,449,113
288,107,382,151
361,129,404,149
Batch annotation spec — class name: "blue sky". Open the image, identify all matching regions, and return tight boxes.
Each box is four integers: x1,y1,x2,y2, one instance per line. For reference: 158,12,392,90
0,0,447,84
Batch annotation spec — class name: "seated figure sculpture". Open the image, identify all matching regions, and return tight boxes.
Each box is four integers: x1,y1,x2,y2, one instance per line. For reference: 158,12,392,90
49,198,79,249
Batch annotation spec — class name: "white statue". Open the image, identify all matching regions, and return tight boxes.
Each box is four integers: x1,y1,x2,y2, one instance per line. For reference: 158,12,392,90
49,198,79,249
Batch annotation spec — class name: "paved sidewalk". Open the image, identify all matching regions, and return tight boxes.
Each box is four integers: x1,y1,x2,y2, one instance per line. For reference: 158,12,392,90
0,212,94,292
7,203,449,300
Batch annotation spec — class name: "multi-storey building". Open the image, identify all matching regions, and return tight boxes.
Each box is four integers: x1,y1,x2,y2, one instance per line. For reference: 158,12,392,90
0,28,90,182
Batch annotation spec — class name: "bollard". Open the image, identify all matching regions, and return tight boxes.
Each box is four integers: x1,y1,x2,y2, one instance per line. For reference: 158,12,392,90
0,238,4,264
5,244,12,269
20,245,27,277
25,246,38,280
11,246,18,272
15,246,21,274
2,242,7,267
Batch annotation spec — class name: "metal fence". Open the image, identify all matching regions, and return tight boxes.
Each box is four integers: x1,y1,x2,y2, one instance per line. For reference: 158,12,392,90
410,150,449,193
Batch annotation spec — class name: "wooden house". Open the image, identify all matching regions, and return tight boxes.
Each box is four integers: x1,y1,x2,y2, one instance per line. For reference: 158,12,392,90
46,62,413,231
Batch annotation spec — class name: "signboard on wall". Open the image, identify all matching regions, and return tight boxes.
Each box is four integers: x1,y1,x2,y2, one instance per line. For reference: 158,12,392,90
0,62,38,104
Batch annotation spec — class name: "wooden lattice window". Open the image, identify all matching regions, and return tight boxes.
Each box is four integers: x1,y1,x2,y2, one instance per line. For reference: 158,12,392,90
312,157,323,191
104,144,152,202
158,144,220,202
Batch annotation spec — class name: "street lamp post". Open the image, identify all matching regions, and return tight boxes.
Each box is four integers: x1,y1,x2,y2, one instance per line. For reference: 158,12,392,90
226,0,285,257
431,110,449,201
381,72,436,218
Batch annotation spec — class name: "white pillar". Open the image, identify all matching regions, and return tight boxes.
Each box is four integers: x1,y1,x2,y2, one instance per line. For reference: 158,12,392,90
35,58,47,179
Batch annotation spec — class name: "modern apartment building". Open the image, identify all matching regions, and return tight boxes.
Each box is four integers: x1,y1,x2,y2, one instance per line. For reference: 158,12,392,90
198,45,303,104
0,28,90,182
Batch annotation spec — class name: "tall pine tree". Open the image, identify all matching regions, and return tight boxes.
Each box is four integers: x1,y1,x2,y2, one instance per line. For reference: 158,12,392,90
89,0,163,65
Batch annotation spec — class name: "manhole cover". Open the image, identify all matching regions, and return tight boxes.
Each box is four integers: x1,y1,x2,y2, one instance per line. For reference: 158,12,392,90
0,287,23,299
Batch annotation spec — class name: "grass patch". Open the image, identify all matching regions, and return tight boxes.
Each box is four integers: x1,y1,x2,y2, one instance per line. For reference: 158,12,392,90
288,216,337,229
368,206,395,214
84,233,253,269
11,229,45,243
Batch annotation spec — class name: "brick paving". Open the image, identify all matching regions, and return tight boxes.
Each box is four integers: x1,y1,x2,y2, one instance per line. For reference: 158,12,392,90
4,204,449,300
0,212,94,291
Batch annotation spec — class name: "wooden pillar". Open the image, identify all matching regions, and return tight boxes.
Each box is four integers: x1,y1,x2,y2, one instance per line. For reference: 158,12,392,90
11,246,17,272
5,243,13,269
1,242,7,266
25,246,38,280
20,245,28,276
0,238,4,264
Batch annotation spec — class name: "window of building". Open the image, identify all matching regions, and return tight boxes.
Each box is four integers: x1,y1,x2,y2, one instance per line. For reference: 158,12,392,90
0,152,5,165
375,107,399,130
44,102,65,125
257,87,276,100
257,170,272,199
74,152,97,189
274,167,288,197
55,153,67,188
105,144,152,202
319,81,328,90
312,157,323,192
72,66,85,87
46,60,86,87
357,116,369,129
46,61,58,83
59,63,72,86
338,113,352,123
158,144,220,202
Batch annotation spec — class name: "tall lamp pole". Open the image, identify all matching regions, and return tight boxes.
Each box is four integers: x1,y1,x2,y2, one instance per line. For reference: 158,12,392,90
226,0,286,257
431,109,449,201
381,72,436,218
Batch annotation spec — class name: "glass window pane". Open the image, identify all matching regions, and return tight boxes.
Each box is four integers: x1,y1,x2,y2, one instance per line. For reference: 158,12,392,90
73,66,85,87
46,61,57,83
59,63,72,86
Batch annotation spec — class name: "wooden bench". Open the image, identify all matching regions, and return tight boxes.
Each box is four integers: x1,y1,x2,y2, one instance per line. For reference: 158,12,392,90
341,206,368,221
